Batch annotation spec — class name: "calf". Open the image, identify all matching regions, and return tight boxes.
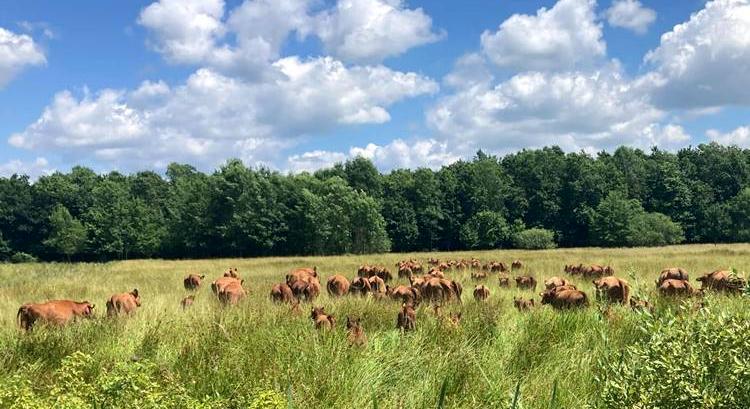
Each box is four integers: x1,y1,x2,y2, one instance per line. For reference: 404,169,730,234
310,307,335,330
513,296,535,312
181,295,195,309
346,316,367,346
107,289,141,316
473,285,490,301
17,300,95,331
396,303,416,332
515,275,537,291
183,274,205,290
270,283,295,303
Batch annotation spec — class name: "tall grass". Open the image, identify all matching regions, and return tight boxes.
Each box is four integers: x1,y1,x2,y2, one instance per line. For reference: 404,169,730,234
0,244,749,408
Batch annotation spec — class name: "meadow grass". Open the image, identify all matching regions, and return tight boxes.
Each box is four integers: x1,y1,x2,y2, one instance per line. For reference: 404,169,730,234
1,244,749,408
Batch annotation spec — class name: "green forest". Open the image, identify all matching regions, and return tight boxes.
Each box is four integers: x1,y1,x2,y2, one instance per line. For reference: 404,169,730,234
2,143,750,262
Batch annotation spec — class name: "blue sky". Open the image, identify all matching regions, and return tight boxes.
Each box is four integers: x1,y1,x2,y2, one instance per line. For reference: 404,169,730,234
1,0,749,177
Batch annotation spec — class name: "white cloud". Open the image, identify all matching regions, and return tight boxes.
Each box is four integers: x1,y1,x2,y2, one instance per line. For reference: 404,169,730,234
605,0,656,34
311,0,442,63
480,0,605,71
707,126,750,147
10,60,436,171
0,27,46,87
428,65,669,154
643,0,750,109
286,150,349,173
0,157,54,179
639,123,691,150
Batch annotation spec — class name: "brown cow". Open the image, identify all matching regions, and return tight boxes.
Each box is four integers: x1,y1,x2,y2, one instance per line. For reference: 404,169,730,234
326,275,350,297
286,267,318,286
390,285,420,306
223,267,240,279
696,270,746,293
181,295,195,309
629,296,654,313
398,265,413,278
106,289,141,316
511,260,523,270
368,275,387,296
515,275,537,290
290,279,321,301
513,296,535,312
270,283,295,303
658,279,696,296
17,300,95,331
183,274,205,290
471,271,487,281
656,267,689,286
592,276,630,304
310,307,335,330
543,276,570,290
498,274,510,288
473,285,490,301
396,303,416,332
346,316,367,347
350,276,372,296
219,281,246,305
212,276,243,294
540,288,589,309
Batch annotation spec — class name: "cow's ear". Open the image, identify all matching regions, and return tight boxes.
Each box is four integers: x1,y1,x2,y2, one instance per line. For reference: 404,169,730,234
133,288,139,297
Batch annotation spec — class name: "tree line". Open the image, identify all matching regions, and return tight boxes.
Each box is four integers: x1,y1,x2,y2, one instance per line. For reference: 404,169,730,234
2,143,750,262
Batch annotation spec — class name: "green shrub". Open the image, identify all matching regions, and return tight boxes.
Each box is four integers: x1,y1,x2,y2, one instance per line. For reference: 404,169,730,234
627,212,685,247
593,308,750,408
9,252,37,264
513,228,556,249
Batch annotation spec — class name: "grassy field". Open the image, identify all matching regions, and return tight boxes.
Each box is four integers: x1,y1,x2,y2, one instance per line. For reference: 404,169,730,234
1,244,750,408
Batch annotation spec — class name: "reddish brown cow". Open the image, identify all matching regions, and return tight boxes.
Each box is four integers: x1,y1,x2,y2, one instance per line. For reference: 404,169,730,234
696,270,746,293
543,276,570,290
270,283,295,303
656,267,689,286
396,303,416,332
511,260,523,270
471,271,487,281
310,307,335,330
212,277,244,296
17,300,95,331
513,296,535,312
473,285,490,301
368,275,387,296
290,279,321,301
540,288,589,309
592,276,631,304
658,279,696,296
398,265,413,278
180,295,195,309
498,274,510,288
346,316,366,346
350,277,372,296
390,285,420,306
219,281,246,305
183,274,205,290
515,275,537,290
223,267,240,279
286,267,318,286
326,275,350,297
106,289,141,316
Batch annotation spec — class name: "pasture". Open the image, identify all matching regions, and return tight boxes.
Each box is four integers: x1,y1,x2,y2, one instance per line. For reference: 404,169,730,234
1,244,750,408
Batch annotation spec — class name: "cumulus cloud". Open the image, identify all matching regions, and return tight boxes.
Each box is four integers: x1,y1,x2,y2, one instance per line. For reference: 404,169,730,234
0,27,46,87
480,0,605,71
605,0,656,34
707,126,750,147
10,60,436,170
311,0,442,63
643,0,750,109
0,157,53,179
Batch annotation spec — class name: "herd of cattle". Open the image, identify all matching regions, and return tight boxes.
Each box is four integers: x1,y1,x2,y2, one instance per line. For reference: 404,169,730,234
14,258,747,339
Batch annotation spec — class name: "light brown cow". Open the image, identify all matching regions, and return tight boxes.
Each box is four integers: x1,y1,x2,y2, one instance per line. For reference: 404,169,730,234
270,283,295,303
513,296,535,312
398,265,413,278
540,288,589,309
346,316,366,347
396,303,416,332
592,276,630,304
543,276,570,290
310,307,335,330
183,274,205,290
389,285,420,306
471,271,488,281
290,279,320,301
515,275,537,290
218,281,246,305
212,277,244,296
326,275,350,297
473,285,490,301
696,270,746,293
17,300,95,331
286,267,318,286
368,275,387,296
106,289,141,316
658,279,696,296
656,267,689,286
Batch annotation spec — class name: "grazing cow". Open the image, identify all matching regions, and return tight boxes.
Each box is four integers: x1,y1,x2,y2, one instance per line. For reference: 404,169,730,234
470,259,482,270
346,316,367,346
17,300,95,331
310,307,335,330
183,274,205,290
513,297,535,312
270,283,295,303
358,265,373,277
473,285,490,301
511,260,523,270
389,285,420,306
290,279,321,301
696,270,746,293
224,268,240,279
375,268,393,283
540,288,589,309
396,303,416,332
427,268,445,279
656,267,689,286
218,281,246,305
515,275,537,290
286,267,318,286
181,295,195,309
658,279,696,296
350,277,372,296
368,275,387,296
471,271,487,281
106,289,141,317
326,275,350,297
629,296,653,313
543,276,570,290
498,274,510,288
212,277,244,296
592,276,631,304
428,258,440,266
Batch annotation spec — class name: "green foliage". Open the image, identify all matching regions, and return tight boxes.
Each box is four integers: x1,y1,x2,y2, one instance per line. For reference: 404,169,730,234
460,211,510,249
9,252,37,263
627,212,684,247
513,228,557,249
594,308,750,409
43,205,87,260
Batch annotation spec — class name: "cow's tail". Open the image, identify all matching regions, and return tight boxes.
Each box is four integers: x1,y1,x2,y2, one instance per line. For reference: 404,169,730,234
620,280,631,305
326,280,336,296
106,299,115,317
581,291,590,307
17,305,28,330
